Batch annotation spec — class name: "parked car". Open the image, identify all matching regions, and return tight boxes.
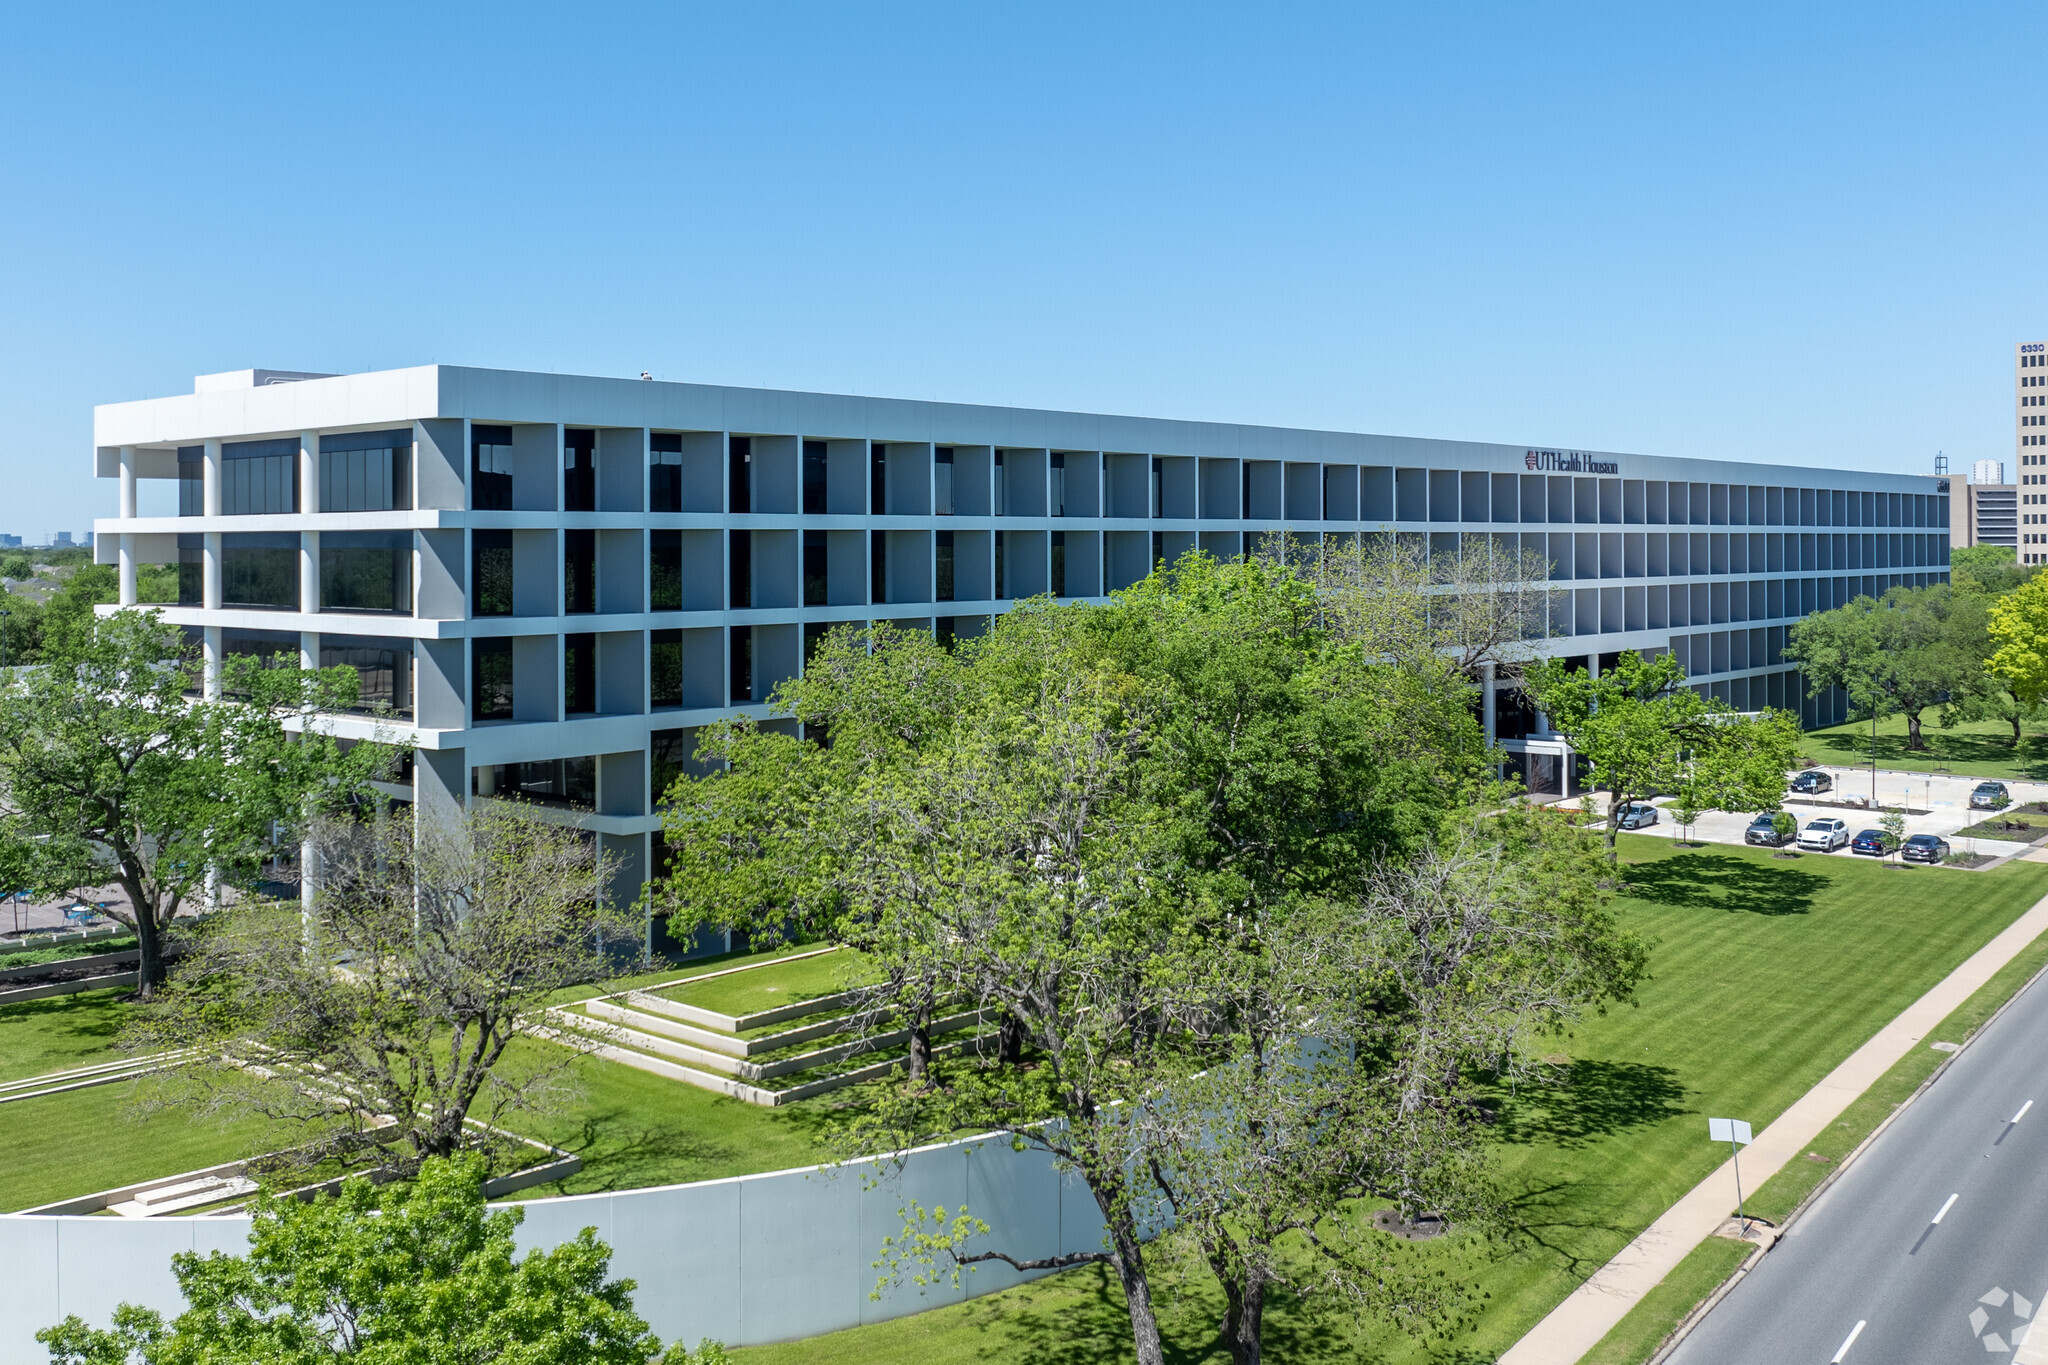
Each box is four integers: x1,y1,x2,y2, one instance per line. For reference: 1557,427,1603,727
1614,803,1659,830
1850,829,1887,856
1745,812,1794,846
1902,834,1952,864
1798,817,1851,852
1972,781,2012,811
1789,770,1833,796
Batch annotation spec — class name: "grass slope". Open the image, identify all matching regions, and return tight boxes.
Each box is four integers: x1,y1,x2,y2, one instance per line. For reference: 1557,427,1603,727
733,838,2048,1364
654,950,877,1017
499,1041,841,1196
1,1082,309,1212
1803,713,2048,779
0,987,137,1084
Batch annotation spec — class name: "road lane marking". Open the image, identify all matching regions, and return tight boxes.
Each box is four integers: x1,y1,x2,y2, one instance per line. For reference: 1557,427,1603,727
1933,1192,1959,1224
2015,1101,2035,1125
1831,1319,1866,1361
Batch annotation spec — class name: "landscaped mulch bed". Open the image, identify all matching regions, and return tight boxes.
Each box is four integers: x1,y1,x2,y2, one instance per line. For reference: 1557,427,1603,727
1953,815,2048,843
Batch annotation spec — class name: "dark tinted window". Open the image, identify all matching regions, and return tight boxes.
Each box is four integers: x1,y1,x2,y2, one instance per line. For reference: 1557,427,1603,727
472,425,513,510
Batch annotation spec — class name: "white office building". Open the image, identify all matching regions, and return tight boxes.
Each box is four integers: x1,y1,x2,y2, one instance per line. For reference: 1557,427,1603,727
91,365,1951,907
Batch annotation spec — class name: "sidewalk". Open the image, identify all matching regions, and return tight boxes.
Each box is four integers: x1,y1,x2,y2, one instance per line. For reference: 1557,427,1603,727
1496,889,2048,1365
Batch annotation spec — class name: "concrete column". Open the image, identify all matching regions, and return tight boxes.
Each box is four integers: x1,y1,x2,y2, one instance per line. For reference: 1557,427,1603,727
203,532,222,610
300,835,319,947
117,537,137,607
1481,661,1497,746
300,431,320,514
300,531,320,615
300,630,319,671
118,446,138,519
202,625,222,701
202,439,222,517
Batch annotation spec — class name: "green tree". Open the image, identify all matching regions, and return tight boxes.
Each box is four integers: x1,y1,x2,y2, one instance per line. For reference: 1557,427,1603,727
1952,544,2036,598
1526,651,1799,859
1787,584,1991,750
134,803,634,1169
1988,571,2048,713
1880,809,1908,862
1125,811,1636,1365
1944,678,2044,747
0,610,391,996
36,1154,661,1365
657,554,1622,1365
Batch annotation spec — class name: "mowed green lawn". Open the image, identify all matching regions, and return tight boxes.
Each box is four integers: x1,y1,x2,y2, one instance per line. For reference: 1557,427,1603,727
1804,712,2048,779
732,839,2048,1365
0,987,140,1084
653,949,877,1018
0,964,854,1212
499,1041,842,1197
1,1082,312,1211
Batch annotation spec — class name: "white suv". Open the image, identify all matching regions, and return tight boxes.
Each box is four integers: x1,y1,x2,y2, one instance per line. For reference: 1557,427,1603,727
1798,817,1850,852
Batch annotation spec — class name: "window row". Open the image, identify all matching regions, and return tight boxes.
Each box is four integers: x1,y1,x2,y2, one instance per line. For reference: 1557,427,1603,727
177,431,413,516
160,423,1941,531
195,626,414,717
156,533,412,614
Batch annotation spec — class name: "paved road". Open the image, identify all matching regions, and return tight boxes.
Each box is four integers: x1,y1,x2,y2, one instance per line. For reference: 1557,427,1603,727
1669,962,2048,1363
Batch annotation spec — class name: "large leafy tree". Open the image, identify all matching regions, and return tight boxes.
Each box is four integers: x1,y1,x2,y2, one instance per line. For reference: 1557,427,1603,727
1988,571,2048,713
1785,584,1991,749
657,554,1632,1365
133,803,636,1170
1131,809,1637,1365
0,610,391,996
37,1154,662,1365
1952,544,2036,598
1526,650,1799,857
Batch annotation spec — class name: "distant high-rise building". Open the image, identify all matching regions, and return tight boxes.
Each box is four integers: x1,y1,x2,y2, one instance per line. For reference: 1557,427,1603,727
52,531,73,548
1973,459,2006,485
0,535,21,548
2020,341,2048,563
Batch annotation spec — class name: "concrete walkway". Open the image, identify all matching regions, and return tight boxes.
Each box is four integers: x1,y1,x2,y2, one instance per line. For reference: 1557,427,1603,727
1497,889,2048,1365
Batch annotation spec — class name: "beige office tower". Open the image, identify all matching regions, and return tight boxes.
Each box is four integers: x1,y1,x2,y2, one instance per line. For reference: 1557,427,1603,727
2021,340,2048,563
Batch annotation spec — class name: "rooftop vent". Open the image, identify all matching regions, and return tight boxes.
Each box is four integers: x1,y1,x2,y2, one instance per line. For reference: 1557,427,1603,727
194,369,338,393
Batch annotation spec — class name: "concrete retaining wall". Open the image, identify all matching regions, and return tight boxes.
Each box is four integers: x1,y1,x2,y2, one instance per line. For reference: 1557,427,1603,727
0,1132,1107,1357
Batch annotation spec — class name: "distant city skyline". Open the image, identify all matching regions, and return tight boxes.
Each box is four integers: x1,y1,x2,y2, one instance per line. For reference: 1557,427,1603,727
1,3,2044,533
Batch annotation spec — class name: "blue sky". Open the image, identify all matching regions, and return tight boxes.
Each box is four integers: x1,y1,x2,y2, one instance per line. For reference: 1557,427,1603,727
2,2,2042,537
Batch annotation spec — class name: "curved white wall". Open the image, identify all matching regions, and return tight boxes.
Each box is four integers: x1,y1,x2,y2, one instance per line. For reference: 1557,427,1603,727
0,1133,1108,1357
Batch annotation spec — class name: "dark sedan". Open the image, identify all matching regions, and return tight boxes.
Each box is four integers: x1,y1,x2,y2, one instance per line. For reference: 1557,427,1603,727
1850,829,1887,856
1902,834,1952,864
1789,770,1833,796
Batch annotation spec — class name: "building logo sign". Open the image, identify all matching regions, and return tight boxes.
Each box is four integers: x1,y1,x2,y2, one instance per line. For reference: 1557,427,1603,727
1525,450,1619,474
2025,344,2045,354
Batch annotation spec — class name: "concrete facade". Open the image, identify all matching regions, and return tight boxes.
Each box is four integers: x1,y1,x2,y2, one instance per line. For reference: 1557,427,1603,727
91,364,1953,857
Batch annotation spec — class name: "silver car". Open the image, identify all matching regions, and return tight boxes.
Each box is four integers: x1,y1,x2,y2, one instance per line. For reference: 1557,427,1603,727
1614,803,1659,830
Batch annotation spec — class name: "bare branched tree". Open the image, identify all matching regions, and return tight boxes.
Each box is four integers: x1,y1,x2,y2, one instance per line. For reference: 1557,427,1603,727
1276,530,1555,681
132,802,635,1174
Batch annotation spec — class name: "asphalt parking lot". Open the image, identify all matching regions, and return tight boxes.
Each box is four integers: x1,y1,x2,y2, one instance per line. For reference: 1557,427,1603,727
1568,768,2048,861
